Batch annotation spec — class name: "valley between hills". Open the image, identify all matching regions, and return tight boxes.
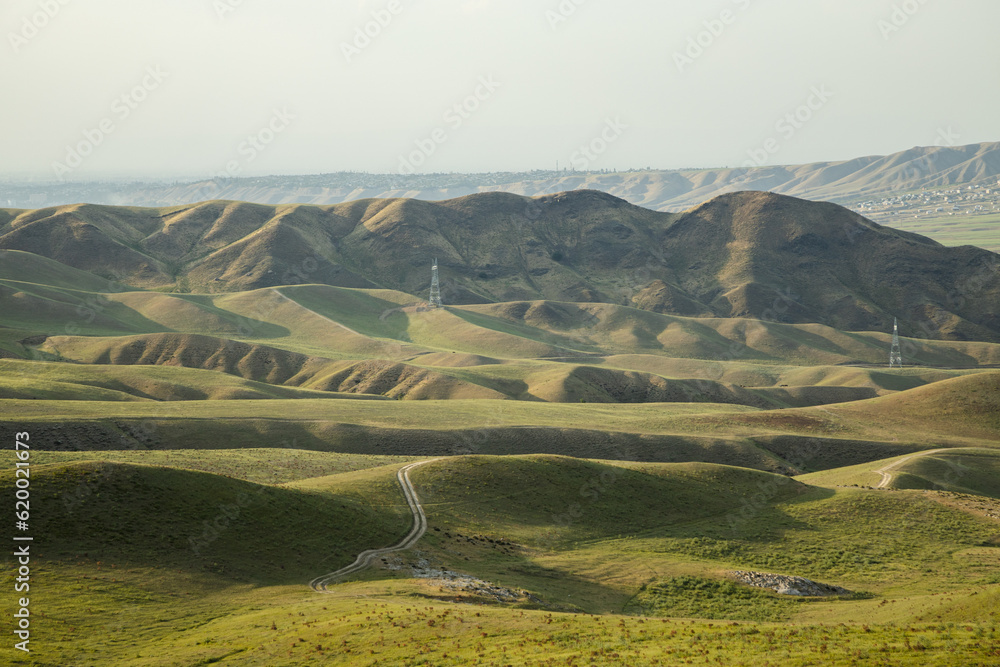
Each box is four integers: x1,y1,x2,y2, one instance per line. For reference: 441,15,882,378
1,189,999,665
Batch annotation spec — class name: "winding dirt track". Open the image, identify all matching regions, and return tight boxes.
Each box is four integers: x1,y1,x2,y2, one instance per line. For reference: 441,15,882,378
310,459,437,592
875,449,948,488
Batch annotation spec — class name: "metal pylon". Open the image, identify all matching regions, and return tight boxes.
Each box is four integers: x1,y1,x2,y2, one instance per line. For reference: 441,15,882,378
889,318,902,368
429,258,442,307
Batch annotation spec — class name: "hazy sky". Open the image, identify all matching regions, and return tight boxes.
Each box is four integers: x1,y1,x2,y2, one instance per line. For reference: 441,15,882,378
2,0,998,180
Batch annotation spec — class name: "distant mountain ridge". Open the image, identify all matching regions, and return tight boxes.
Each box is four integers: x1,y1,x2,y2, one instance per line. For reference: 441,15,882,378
3,142,997,211
2,189,998,342
185,141,1000,212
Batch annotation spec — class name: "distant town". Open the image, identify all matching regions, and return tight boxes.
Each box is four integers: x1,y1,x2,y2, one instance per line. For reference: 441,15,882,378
850,181,1000,223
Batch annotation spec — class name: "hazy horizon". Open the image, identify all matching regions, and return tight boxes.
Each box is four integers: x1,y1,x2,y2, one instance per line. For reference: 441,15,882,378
2,0,998,181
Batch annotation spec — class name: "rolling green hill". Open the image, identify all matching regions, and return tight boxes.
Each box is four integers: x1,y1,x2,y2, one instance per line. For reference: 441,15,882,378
800,448,1000,498
3,451,999,665
2,249,998,481
3,261,999,410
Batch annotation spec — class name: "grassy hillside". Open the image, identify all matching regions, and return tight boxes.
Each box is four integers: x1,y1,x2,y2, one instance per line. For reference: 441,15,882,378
0,460,411,584
3,246,998,415
801,448,1000,498
656,371,1000,446
408,456,807,547
4,272,999,411
0,359,390,402
0,249,133,292
459,300,1000,365
3,451,999,665
7,573,997,665
28,334,508,400
825,371,1000,435
22,449,418,484
3,370,998,471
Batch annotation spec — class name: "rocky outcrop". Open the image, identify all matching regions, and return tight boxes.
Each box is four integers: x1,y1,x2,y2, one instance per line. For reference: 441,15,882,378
730,570,851,597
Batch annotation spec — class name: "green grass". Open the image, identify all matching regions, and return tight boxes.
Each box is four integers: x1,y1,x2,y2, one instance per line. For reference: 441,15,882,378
0,249,133,292
4,451,1000,665
404,456,1000,617
19,449,419,484
0,460,412,584
722,488,999,585
276,284,422,339
0,396,758,431
6,264,1000,368
0,281,167,337
884,213,1000,253
802,448,1000,498
6,573,999,666
896,450,1000,498
2,376,997,468
410,456,807,548
490,474,1000,618
626,575,798,621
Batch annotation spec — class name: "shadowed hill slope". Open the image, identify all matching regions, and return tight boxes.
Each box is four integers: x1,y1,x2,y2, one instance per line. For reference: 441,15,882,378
405,455,811,545
0,460,410,584
649,191,1000,341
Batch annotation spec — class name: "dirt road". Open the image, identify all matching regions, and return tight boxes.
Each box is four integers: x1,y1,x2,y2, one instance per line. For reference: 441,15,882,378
874,449,948,488
310,459,437,592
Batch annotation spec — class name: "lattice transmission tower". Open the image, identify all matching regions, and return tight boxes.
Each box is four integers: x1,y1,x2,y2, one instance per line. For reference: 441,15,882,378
889,318,903,368
429,258,442,307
